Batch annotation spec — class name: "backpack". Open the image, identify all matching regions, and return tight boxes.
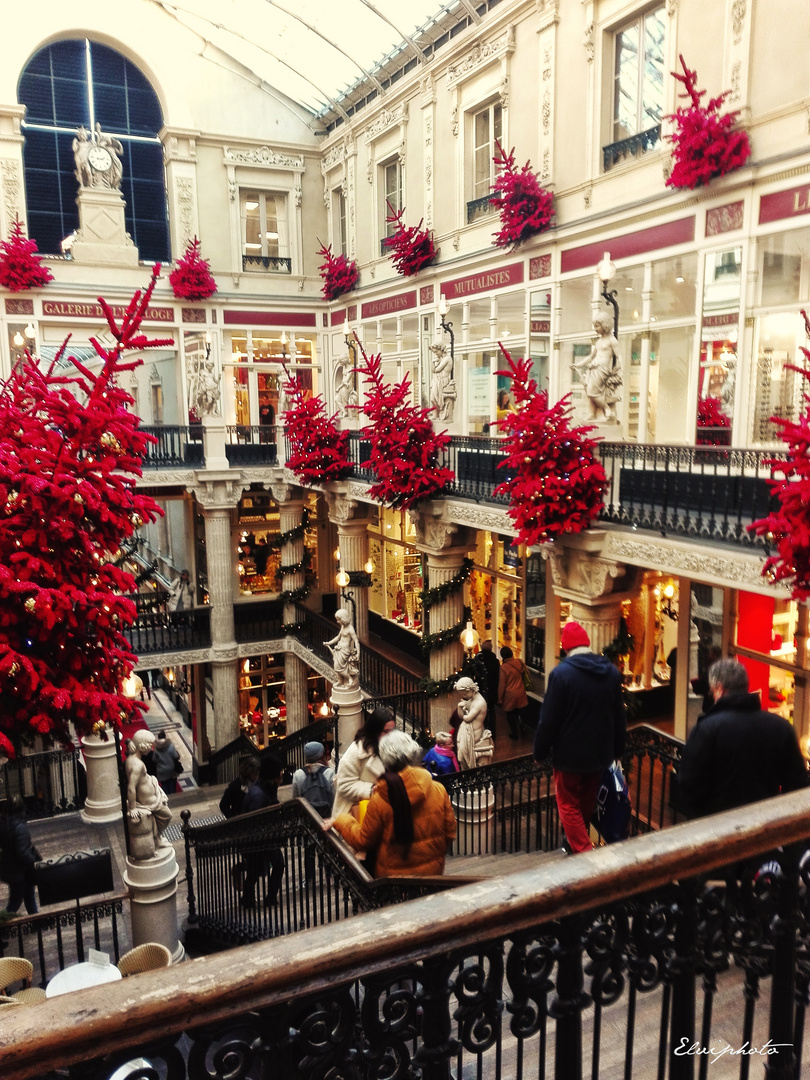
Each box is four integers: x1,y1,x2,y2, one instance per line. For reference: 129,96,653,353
298,766,334,818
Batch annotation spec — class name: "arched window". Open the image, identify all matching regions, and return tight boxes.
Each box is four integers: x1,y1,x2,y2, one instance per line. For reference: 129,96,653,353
18,39,169,261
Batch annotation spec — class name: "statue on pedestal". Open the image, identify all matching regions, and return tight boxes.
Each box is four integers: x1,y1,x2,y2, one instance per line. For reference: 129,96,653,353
429,342,455,422
325,607,360,689
73,124,124,192
189,355,221,418
572,312,622,422
126,730,172,859
454,676,494,770
335,367,358,418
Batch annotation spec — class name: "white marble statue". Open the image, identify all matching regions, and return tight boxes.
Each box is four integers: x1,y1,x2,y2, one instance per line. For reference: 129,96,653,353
335,367,358,418
454,676,494,770
572,312,622,422
190,356,221,418
126,729,172,858
429,342,455,422
325,607,360,689
73,124,124,191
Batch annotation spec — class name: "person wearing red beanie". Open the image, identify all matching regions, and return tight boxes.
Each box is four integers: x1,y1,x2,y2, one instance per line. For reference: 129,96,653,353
534,621,626,853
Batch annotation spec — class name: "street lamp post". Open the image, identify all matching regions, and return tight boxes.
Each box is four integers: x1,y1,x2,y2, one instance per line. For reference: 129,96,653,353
438,294,455,380
597,251,619,338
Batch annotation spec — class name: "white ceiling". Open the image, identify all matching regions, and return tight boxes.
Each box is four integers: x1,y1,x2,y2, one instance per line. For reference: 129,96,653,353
152,0,481,123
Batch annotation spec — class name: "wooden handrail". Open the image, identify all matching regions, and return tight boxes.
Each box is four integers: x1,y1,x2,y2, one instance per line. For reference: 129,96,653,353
3,787,810,1079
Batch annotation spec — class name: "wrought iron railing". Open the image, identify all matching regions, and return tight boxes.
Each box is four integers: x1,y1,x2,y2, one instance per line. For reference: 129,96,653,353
441,433,509,503
441,723,685,856
122,606,211,654
0,894,128,987
603,123,661,170
242,254,292,273
139,424,203,468
344,430,373,479
466,192,500,223
295,604,342,667
358,647,422,699
234,598,284,643
180,798,460,951
362,690,431,741
598,441,783,549
10,789,810,1080
205,718,340,787
0,748,86,819
225,425,278,465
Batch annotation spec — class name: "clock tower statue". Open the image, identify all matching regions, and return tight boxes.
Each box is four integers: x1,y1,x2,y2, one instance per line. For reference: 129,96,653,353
70,124,139,267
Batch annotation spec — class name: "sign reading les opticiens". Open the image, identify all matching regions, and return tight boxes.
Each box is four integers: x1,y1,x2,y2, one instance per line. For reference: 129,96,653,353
441,262,523,301
42,301,174,322
360,291,417,319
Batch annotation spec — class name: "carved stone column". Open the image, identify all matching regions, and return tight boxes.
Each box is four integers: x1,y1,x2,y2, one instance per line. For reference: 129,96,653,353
276,484,309,733
546,531,638,658
327,489,371,643
413,509,473,733
193,475,242,752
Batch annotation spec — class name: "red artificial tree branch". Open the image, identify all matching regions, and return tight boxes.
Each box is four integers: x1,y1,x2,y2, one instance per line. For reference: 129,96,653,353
354,334,454,510
169,235,217,300
490,142,555,249
281,366,351,485
0,219,53,293
317,241,359,301
494,345,607,546
0,268,169,751
382,203,436,277
749,309,810,599
665,55,751,190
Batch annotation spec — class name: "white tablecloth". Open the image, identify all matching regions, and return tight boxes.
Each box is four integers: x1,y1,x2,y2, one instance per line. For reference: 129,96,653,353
46,961,122,998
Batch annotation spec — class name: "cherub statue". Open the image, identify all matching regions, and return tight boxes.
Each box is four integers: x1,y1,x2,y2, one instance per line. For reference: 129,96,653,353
429,342,455,422
325,607,360,688
572,312,622,422
126,730,172,858
454,676,494,770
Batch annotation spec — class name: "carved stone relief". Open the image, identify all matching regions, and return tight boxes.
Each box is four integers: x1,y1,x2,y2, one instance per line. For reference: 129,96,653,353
176,176,195,250
223,146,304,170
1,159,22,230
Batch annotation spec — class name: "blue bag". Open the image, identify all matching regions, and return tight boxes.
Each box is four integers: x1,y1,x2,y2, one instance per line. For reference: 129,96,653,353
591,761,631,843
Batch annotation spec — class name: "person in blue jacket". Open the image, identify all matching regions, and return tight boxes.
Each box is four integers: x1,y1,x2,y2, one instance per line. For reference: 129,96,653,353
534,621,625,853
422,732,460,777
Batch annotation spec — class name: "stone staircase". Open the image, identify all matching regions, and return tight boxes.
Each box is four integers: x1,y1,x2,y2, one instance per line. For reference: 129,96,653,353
445,847,563,878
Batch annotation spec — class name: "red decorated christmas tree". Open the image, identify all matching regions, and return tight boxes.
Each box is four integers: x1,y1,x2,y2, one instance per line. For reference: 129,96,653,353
382,203,436,277
0,269,169,755
494,345,607,546
354,335,454,510
491,143,555,249
169,236,217,300
696,396,731,446
0,220,53,293
317,241,359,301
665,55,751,190
281,368,351,485
749,309,810,600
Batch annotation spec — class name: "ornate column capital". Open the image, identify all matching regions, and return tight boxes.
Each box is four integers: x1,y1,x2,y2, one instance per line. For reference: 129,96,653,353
410,506,472,556
546,531,637,604
270,481,305,507
326,488,369,525
189,473,244,510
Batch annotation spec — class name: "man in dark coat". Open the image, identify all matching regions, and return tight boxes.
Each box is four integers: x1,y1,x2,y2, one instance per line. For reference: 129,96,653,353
676,658,807,818
0,795,39,915
534,621,625,853
478,640,501,729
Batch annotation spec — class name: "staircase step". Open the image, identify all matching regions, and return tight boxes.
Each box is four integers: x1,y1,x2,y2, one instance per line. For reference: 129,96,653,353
445,848,563,877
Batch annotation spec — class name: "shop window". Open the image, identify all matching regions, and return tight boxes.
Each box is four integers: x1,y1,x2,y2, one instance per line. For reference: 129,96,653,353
18,39,169,260
697,248,741,445
469,101,502,221
604,7,665,171
241,191,290,272
751,312,804,444
758,227,810,307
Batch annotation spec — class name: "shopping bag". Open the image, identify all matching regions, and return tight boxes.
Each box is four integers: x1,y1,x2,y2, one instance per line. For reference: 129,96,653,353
591,761,631,843
521,663,532,691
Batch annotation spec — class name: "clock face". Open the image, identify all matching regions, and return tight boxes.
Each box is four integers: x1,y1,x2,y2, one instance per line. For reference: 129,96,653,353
88,145,113,172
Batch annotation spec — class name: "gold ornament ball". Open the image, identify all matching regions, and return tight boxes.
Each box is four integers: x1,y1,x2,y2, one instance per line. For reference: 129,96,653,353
24,597,36,612
73,493,84,504
9,662,19,677
100,432,116,447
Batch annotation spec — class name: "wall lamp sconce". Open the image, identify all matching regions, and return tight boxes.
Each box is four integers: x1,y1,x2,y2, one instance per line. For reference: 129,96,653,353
280,331,288,360
597,251,619,339
336,562,373,589
460,619,480,656
438,294,455,378
661,582,678,621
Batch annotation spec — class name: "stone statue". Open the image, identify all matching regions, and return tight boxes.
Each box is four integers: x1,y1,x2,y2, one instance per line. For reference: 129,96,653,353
325,607,360,688
572,312,622,422
429,342,455,422
190,355,221,418
126,729,172,857
335,366,358,418
454,676,494,770
73,123,124,191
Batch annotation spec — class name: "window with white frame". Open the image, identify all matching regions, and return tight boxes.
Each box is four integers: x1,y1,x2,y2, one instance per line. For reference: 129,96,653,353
381,159,402,240
333,188,347,256
472,101,502,202
610,7,665,149
241,191,290,270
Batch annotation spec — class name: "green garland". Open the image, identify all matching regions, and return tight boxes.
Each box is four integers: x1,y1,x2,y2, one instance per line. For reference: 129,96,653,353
279,549,312,576
264,508,310,552
419,558,473,609
420,606,471,657
279,584,310,605
281,621,305,635
417,652,488,697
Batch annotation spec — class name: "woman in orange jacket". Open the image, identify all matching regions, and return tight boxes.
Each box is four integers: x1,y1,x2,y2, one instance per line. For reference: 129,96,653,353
498,645,529,739
324,730,457,877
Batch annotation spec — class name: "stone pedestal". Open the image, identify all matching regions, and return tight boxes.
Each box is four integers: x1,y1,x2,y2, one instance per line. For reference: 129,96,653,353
124,846,184,963
331,682,363,760
451,786,495,856
201,415,228,470
80,735,122,825
71,187,140,267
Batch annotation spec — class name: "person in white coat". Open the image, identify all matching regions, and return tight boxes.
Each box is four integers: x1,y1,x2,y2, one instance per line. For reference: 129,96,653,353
332,707,396,818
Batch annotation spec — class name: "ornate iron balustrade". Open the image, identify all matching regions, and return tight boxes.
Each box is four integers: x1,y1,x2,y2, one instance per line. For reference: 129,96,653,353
122,606,211,654
139,424,203,468
598,441,784,548
441,432,509,503
205,718,339,787
467,192,500,223
241,254,292,273
225,424,278,465
441,723,685,856
603,123,661,170
8,789,810,1080
363,690,431,741
294,604,342,667
234,597,284,643
0,748,86,819
345,430,374,479
0,895,128,987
